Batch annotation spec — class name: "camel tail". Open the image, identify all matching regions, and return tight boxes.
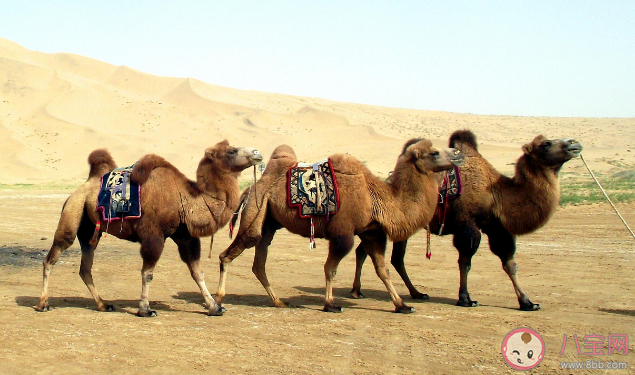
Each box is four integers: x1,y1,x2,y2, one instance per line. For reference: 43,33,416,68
449,130,478,151
130,154,173,185
87,149,117,179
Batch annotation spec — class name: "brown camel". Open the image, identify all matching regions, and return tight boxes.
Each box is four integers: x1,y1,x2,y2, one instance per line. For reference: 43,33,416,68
214,139,464,313
351,130,582,311
36,140,263,317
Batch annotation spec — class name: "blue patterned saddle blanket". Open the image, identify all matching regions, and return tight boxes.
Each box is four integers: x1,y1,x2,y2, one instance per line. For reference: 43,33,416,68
97,164,141,222
287,159,339,218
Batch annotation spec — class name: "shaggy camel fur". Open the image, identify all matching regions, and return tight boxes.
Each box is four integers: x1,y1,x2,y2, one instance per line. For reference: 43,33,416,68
36,141,262,317
351,130,582,311
215,139,464,313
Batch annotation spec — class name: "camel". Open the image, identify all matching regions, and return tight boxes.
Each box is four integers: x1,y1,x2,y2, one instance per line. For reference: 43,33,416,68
351,130,582,311
36,140,263,317
214,139,465,313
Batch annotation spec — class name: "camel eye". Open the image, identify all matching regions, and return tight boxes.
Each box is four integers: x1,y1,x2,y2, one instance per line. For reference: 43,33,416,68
540,141,551,149
527,350,533,359
228,149,237,155
430,151,439,159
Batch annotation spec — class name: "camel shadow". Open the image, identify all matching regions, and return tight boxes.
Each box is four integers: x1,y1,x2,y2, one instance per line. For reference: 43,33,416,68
173,291,274,308
16,296,174,316
293,285,432,312
292,286,530,312
173,290,358,311
295,285,389,301
426,296,464,306
294,285,459,306
599,308,635,316
172,290,522,313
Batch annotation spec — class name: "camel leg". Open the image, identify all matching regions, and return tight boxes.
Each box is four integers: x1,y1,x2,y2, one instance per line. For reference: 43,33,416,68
361,231,414,314
78,245,113,312
352,239,427,300
486,224,540,311
137,235,164,317
172,227,224,316
216,232,262,304
37,241,70,312
36,202,85,312
350,242,367,299
76,217,113,312
454,223,481,307
390,240,428,300
323,235,354,313
251,223,286,307
216,206,271,304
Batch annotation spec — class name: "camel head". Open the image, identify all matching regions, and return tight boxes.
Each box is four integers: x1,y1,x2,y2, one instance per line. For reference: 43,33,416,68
522,136,583,167
203,140,263,173
401,138,465,174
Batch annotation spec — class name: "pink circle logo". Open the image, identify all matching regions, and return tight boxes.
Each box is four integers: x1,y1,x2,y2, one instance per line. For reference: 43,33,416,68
502,328,545,370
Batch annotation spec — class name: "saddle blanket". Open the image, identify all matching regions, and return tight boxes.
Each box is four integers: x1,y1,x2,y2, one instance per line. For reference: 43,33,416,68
97,164,141,222
439,166,462,203
287,158,339,218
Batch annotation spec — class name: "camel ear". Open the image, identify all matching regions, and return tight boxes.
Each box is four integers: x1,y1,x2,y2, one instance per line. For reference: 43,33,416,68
205,147,216,160
522,143,533,155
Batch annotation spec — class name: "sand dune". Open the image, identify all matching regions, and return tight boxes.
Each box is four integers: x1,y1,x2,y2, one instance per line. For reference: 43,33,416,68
0,37,633,184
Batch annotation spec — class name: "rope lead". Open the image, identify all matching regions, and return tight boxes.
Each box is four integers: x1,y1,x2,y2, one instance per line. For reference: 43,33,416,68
580,154,635,241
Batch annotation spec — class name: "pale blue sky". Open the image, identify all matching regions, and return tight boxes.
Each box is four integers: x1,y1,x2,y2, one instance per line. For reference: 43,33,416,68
1,1,634,117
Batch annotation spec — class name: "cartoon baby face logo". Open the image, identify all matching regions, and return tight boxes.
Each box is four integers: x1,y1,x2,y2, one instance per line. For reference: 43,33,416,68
502,328,545,370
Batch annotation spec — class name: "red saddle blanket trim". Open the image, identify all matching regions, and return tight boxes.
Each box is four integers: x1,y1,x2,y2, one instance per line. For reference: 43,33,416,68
438,166,462,203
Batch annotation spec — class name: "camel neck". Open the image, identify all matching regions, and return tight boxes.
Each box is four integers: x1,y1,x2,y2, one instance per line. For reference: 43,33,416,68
499,155,561,235
514,155,560,190
376,165,438,242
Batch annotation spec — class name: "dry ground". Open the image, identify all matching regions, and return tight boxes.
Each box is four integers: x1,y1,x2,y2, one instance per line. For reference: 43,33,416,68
0,189,634,374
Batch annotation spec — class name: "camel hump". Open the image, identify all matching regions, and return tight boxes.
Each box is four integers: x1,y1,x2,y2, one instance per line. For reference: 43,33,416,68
87,149,117,179
130,154,175,185
449,130,478,151
270,144,297,161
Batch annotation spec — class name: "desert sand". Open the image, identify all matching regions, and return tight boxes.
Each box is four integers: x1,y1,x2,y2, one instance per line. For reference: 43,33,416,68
1,37,633,185
1,38,634,374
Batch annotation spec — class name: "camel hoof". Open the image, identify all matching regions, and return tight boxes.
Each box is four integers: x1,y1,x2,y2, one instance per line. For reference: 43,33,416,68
208,305,226,316
273,300,289,308
35,305,51,312
349,289,364,299
411,292,430,300
213,295,225,305
456,299,479,307
520,302,541,311
136,309,157,317
323,305,344,313
395,305,416,314
97,304,115,312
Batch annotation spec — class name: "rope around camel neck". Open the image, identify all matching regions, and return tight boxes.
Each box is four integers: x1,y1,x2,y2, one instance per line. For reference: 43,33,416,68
208,165,259,259
580,154,635,240
232,165,258,216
